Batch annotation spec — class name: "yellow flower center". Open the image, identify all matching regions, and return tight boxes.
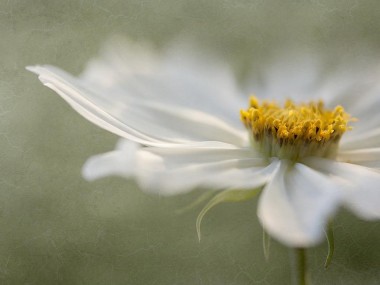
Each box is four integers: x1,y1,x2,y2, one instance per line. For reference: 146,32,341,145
240,96,353,160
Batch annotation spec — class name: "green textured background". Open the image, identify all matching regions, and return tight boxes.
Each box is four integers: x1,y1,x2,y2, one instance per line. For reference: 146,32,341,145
1,1,380,284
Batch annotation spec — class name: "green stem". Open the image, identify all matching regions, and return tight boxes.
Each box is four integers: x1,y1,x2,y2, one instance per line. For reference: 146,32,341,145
292,248,309,285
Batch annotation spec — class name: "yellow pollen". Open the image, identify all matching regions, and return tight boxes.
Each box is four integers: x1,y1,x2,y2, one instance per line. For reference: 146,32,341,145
240,96,353,160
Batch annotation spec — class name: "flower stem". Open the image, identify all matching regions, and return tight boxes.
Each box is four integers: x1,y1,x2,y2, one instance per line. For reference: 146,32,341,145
292,247,309,285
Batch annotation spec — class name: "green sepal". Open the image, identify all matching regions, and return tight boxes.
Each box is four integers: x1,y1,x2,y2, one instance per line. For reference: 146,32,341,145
196,188,261,241
175,191,215,215
324,220,334,269
263,229,271,261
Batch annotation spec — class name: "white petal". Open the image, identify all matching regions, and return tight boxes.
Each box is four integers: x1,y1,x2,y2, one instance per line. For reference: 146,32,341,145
304,158,380,220
337,148,380,168
258,160,341,247
27,65,246,146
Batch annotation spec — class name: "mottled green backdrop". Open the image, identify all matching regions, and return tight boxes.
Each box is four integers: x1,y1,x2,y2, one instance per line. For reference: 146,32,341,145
1,1,380,284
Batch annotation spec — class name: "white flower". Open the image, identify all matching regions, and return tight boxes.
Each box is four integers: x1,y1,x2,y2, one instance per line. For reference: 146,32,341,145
27,40,380,247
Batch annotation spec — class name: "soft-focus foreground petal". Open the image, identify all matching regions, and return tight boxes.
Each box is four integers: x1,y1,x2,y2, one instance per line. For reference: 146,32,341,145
27,65,246,147
304,158,380,220
258,160,341,247
84,139,275,195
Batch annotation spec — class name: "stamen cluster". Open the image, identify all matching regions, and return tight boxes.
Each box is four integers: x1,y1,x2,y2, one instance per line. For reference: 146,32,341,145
240,96,352,160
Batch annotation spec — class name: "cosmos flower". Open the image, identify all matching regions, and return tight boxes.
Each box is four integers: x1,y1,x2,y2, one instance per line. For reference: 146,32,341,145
27,40,380,247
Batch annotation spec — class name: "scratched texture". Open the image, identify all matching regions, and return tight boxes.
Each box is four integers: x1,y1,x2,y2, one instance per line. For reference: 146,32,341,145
1,1,380,284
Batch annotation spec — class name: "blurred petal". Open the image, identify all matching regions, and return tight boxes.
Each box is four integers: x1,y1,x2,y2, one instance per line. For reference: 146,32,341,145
80,38,247,130
258,160,341,247
304,157,380,220
83,140,140,181
135,146,276,195
85,138,275,195
337,81,380,151
249,52,322,102
138,159,277,196
145,144,263,167
320,63,380,148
